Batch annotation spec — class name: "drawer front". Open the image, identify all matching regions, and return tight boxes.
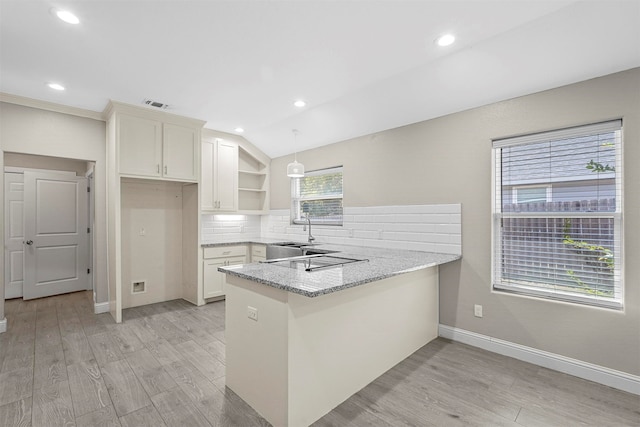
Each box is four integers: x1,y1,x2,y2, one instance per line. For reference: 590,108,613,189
225,256,247,266
204,245,247,259
251,244,266,257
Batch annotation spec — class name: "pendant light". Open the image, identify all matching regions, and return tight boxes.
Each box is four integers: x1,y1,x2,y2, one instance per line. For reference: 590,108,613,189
287,129,305,178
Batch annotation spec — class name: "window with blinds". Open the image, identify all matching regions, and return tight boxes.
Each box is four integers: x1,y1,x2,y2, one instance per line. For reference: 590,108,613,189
291,166,343,225
492,121,623,309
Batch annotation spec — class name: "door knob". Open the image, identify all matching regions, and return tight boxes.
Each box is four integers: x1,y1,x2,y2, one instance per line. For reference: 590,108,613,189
25,240,33,245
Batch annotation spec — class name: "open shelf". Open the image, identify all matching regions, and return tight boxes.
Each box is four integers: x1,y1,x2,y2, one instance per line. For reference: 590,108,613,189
237,146,269,213
238,189,267,212
238,171,266,191
239,147,267,173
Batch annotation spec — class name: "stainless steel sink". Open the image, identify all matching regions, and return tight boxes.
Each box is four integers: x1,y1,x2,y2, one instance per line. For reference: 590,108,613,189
272,242,310,248
262,254,368,272
266,242,337,260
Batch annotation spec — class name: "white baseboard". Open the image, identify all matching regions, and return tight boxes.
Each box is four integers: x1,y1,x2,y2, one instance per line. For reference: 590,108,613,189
94,302,110,314
438,324,640,396
0,317,6,333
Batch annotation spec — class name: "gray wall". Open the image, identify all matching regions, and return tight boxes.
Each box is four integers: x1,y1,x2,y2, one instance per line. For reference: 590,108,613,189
0,103,108,318
270,68,640,376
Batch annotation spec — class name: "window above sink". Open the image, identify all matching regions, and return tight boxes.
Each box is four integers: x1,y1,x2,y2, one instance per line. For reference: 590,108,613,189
291,166,343,226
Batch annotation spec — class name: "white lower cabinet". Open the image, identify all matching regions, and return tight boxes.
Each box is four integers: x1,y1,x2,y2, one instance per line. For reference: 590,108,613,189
251,244,266,262
203,245,247,299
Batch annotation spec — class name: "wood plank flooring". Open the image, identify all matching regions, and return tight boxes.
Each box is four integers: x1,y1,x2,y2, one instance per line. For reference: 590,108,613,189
0,291,638,426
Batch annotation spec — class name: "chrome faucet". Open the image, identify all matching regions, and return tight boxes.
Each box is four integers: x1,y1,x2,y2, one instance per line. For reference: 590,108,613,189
303,213,315,244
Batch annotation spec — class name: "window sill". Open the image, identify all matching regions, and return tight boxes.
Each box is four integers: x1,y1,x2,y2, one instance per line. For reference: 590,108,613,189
492,283,623,310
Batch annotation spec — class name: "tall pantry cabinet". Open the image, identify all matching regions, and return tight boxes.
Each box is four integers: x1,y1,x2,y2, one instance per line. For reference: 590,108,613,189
105,101,206,323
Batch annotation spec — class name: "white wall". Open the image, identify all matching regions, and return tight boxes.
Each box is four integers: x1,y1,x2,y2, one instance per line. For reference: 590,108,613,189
269,68,640,376
0,102,108,314
120,180,183,308
4,152,90,176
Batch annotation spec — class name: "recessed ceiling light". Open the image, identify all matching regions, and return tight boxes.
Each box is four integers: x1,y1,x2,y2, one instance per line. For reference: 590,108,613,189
235,127,245,133
294,100,306,108
55,10,80,25
436,34,455,47
47,83,65,91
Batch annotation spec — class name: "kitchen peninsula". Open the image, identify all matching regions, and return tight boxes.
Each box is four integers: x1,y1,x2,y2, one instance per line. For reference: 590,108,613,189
218,243,460,427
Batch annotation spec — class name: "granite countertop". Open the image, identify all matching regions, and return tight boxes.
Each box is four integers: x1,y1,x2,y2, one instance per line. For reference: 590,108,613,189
216,240,461,298
201,238,292,247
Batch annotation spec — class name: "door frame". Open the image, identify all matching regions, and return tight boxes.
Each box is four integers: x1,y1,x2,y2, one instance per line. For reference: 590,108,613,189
3,166,93,299
85,165,96,298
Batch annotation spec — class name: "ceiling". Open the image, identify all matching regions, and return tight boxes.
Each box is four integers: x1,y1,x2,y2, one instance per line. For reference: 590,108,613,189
1,1,639,158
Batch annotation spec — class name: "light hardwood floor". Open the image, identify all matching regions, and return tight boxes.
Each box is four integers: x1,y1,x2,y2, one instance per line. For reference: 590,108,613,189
0,291,638,427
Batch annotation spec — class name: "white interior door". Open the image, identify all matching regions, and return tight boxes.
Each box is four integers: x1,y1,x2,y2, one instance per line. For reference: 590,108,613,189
23,171,89,300
4,172,25,298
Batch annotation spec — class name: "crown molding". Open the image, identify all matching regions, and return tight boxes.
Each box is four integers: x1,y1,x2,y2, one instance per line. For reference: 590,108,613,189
103,100,206,128
0,92,104,122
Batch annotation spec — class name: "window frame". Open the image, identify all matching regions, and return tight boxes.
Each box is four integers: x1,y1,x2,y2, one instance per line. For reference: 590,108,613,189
491,121,623,309
512,184,552,204
291,166,343,226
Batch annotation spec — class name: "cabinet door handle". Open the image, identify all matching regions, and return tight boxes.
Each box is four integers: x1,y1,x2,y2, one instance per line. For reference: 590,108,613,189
156,164,160,174
164,165,168,174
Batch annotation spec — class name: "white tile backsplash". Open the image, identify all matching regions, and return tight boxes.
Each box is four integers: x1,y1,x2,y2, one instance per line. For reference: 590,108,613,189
202,205,462,255
261,204,462,255
201,214,261,242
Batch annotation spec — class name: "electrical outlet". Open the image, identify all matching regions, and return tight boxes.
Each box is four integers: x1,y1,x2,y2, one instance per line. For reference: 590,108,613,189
139,227,146,236
474,304,483,318
247,306,258,321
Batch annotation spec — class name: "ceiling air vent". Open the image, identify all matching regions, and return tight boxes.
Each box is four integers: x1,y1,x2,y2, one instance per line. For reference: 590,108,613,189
143,99,169,109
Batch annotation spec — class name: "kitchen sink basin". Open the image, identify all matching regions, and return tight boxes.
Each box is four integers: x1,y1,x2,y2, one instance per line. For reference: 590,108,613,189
272,242,312,248
262,254,368,272
266,242,337,260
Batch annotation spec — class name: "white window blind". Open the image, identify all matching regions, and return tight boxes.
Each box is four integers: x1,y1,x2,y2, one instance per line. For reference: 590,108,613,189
291,166,343,225
492,120,623,309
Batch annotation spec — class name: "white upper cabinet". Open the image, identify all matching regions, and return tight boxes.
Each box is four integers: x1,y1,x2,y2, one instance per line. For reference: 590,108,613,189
118,114,162,177
202,136,238,211
201,139,215,210
163,123,198,181
215,140,239,211
107,101,204,183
